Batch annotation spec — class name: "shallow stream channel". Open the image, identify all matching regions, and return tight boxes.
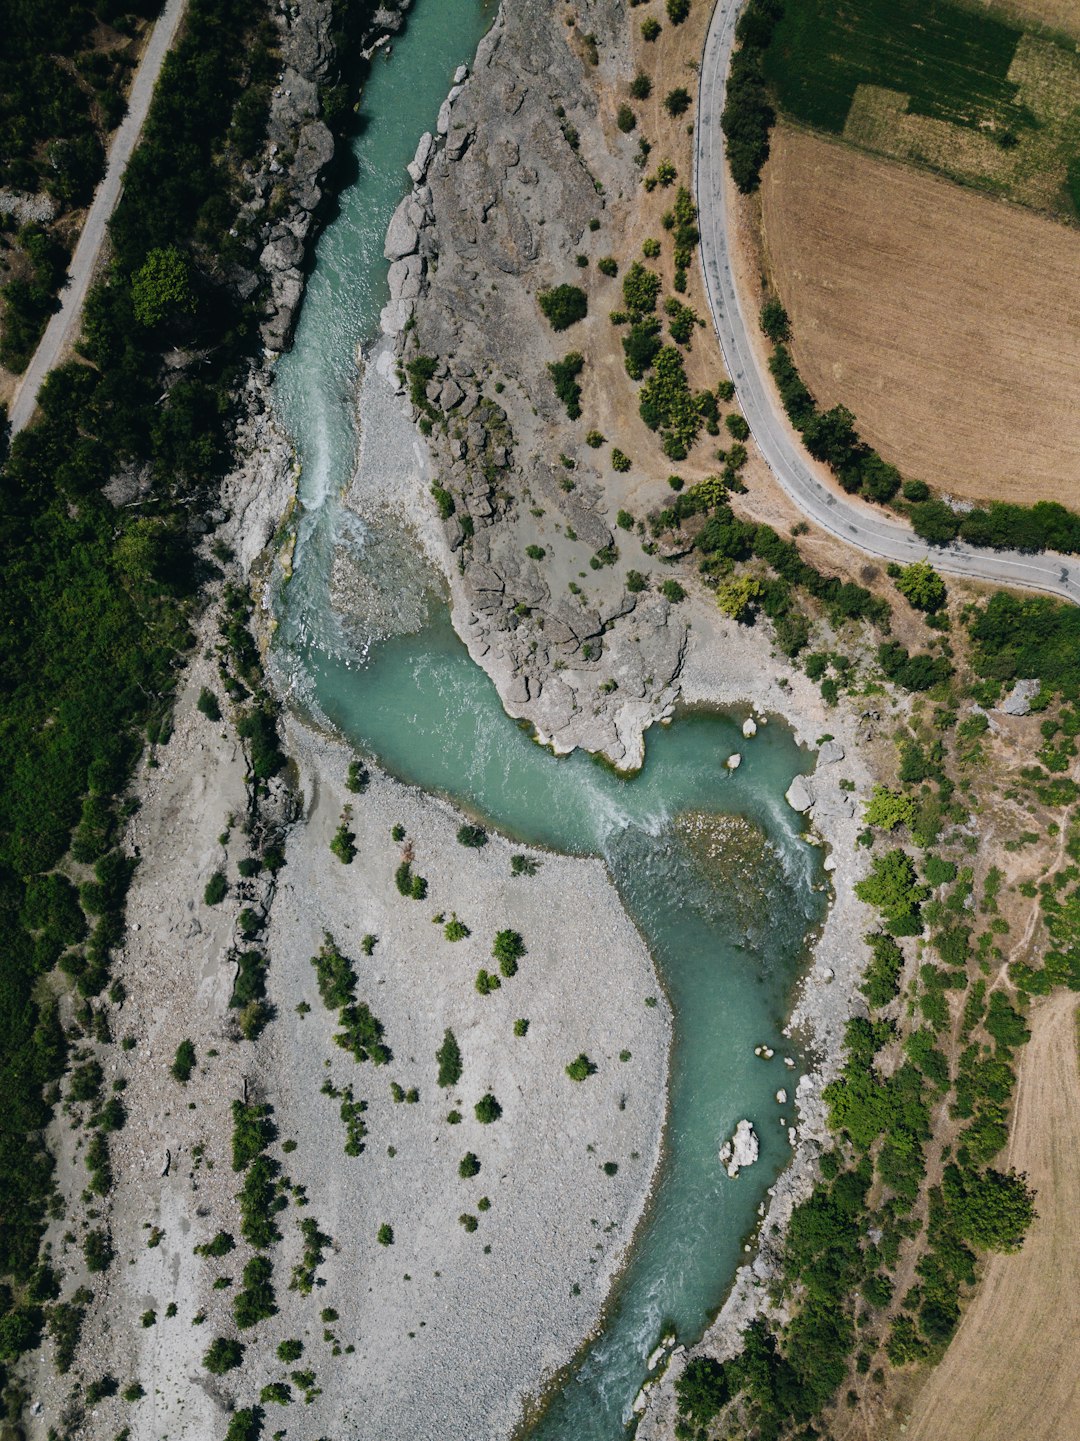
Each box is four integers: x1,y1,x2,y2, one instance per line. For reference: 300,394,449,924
269,1,826,1434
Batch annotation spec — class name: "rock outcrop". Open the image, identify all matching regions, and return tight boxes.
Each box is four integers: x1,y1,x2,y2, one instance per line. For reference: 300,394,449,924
719,1120,759,1179
379,5,688,767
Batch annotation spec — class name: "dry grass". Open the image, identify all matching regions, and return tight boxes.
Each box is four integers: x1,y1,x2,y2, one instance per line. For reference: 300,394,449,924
900,992,1080,1441
760,122,1080,503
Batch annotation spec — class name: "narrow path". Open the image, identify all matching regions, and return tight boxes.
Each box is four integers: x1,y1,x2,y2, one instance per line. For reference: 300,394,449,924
694,0,1080,608
7,0,189,436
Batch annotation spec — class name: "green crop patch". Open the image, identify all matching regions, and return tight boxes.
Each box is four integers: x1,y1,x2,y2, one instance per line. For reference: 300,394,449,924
764,0,1026,137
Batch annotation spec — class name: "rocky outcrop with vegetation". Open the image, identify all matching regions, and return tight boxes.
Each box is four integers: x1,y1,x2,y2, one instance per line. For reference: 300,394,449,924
378,2,689,768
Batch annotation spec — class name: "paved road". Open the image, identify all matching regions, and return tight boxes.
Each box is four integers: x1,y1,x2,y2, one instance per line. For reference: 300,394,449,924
694,0,1080,608
7,0,188,436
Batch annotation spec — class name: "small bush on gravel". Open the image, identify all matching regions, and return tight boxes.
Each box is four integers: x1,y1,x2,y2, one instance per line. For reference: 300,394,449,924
346,758,369,793
511,854,539,875
459,1152,481,1179
330,811,357,864
475,1093,502,1124
459,1213,478,1232
586,429,605,448
204,871,227,906
170,1040,196,1084
224,1410,261,1441
630,72,652,99
277,1339,303,1362
197,688,221,721
377,1224,394,1246
664,86,691,116
260,1381,291,1405
566,1054,598,1082
617,103,636,132
447,1109,463,1124
642,17,661,40
194,1231,234,1258
475,968,501,995
667,0,690,22
514,1018,529,1036
660,579,686,604
492,929,526,977
437,1029,463,1088
444,914,470,942
598,257,618,277
203,1337,244,1374
457,823,487,848
611,449,631,473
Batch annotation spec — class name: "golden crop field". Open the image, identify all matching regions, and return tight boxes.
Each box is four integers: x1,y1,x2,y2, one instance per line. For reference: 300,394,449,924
760,123,1080,504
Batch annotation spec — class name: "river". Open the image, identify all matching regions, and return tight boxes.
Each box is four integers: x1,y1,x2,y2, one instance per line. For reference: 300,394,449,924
269,0,825,1434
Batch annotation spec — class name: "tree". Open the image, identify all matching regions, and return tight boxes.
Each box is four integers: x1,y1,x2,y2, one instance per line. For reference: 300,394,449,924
131,247,195,328
664,87,691,117
863,785,916,833
910,499,960,546
676,1355,729,1424
943,1164,1036,1252
760,298,790,343
896,560,947,613
855,849,928,931
436,1029,462,1088
716,575,762,621
537,285,587,331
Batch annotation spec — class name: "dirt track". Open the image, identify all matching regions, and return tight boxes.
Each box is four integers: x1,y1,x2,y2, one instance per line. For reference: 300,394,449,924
904,992,1080,1441
760,124,1080,506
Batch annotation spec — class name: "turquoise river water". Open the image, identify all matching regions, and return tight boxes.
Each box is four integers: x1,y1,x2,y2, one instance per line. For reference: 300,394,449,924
270,1,826,1435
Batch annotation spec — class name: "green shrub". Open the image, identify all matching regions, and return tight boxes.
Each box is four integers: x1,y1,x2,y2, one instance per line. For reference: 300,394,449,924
459,1151,481,1179
444,914,470,942
234,1255,276,1329
475,1093,502,1124
197,687,221,721
492,929,526,977
459,1213,478,1232
203,1337,244,1374
622,262,662,315
475,968,501,996
586,429,605,447
377,1223,393,1246
514,1018,529,1037
330,814,357,864
725,412,750,441
260,1381,291,1405
630,72,652,99
511,854,539,875
170,1040,196,1084
437,1028,463,1088
617,104,637,133
537,285,588,331
231,1100,275,1171
548,352,585,419
611,449,631,473
664,86,691,116
277,1338,303,1362
224,1409,261,1441
195,1230,234,1258
642,17,661,40
347,759,369,793
667,0,690,21
84,1228,113,1273
660,579,686,604
204,871,227,906
566,1053,598,1082
598,256,618,277
456,823,487,848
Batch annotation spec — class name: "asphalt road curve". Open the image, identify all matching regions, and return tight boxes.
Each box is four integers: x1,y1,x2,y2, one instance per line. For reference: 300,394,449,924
694,0,1080,607
8,0,188,436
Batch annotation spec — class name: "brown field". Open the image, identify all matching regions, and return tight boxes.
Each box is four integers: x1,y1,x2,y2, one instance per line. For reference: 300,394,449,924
761,123,1080,504
901,992,1080,1441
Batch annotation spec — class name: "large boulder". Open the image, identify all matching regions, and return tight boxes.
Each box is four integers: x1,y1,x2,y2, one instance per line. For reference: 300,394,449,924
719,1120,759,1179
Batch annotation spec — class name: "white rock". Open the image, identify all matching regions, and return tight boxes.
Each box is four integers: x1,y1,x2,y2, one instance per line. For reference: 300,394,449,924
785,774,814,812
726,752,741,769
776,1089,787,1104
742,717,757,738
406,131,434,184
784,1056,796,1068
383,197,419,259
817,739,845,765
820,966,834,982
788,1127,798,1145
719,1119,759,1178
454,63,469,83
823,855,836,872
